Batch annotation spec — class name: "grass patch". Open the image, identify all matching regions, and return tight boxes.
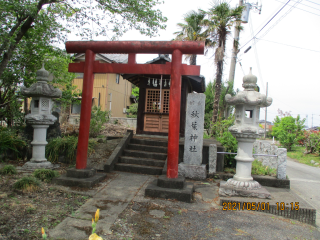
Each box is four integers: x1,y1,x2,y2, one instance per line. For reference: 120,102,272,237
46,136,96,163
203,132,211,139
33,169,59,182
0,127,27,159
251,160,276,176
13,176,40,192
224,167,235,174
287,146,320,166
223,160,277,176
0,165,17,175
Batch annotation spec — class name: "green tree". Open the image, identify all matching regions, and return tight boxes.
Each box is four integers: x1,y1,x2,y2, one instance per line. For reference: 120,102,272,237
131,86,139,102
0,0,167,125
203,2,243,123
0,0,167,79
272,115,306,151
204,80,235,131
174,10,214,65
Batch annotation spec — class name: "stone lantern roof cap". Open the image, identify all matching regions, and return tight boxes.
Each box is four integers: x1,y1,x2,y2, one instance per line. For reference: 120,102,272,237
20,65,62,98
37,63,50,82
242,67,257,91
225,68,272,107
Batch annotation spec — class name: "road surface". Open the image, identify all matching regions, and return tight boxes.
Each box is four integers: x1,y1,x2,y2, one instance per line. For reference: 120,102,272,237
286,157,320,226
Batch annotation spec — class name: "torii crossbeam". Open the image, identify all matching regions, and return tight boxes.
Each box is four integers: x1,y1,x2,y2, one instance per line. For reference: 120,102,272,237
66,41,204,179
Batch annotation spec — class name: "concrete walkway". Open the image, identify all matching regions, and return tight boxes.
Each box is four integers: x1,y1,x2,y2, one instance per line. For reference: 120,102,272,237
49,172,320,240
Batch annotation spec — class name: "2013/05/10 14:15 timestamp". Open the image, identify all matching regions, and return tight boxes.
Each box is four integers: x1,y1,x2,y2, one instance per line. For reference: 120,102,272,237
222,202,300,211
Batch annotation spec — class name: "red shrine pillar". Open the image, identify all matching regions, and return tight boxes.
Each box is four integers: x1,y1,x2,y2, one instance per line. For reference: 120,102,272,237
167,49,183,178
76,49,95,169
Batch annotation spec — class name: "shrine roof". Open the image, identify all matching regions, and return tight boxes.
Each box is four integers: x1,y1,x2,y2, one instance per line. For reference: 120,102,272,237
73,53,128,63
122,55,205,93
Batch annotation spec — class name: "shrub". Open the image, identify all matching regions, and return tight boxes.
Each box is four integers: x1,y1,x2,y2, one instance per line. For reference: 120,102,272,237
46,136,96,163
304,130,320,154
0,127,27,159
251,160,276,176
208,116,238,168
90,106,110,138
33,169,59,182
126,103,138,118
272,115,305,151
131,86,139,101
217,131,238,168
0,165,17,175
13,176,40,192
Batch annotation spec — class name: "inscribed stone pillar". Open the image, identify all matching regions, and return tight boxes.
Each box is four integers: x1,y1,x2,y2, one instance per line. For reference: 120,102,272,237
178,93,206,180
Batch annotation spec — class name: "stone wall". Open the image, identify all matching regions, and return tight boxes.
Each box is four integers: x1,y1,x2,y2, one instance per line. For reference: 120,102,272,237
110,117,137,128
253,140,287,180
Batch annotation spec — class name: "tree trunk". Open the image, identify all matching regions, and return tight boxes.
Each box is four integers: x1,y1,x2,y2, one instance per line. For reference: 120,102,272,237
212,60,223,123
0,0,49,80
189,54,197,65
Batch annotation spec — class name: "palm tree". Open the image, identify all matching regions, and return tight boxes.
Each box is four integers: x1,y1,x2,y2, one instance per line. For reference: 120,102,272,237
174,10,214,65
203,1,243,122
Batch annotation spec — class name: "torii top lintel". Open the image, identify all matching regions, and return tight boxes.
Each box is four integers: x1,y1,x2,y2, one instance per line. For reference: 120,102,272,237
66,41,204,76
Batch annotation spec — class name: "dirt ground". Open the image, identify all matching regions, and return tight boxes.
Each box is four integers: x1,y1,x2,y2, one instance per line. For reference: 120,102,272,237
0,166,91,240
0,121,134,240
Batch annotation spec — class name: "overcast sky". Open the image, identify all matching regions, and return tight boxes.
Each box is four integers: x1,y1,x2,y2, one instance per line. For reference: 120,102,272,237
67,0,320,127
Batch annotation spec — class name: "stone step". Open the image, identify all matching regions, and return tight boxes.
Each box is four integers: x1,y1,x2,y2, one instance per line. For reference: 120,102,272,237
127,144,167,153
130,138,168,147
118,156,165,167
123,149,167,160
114,163,163,175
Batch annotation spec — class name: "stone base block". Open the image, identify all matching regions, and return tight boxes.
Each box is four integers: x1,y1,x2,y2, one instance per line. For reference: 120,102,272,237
66,168,96,178
178,163,207,180
219,181,271,199
23,161,55,169
53,173,107,188
145,179,194,203
157,175,185,189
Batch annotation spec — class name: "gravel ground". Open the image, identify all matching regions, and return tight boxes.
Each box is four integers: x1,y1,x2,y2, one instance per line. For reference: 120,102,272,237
108,201,320,240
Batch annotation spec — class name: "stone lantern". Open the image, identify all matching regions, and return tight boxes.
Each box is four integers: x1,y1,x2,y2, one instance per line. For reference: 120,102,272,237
21,64,62,169
219,68,272,198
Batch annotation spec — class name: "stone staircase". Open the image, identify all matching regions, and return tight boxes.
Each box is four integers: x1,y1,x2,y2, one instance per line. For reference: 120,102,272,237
114,137,168,175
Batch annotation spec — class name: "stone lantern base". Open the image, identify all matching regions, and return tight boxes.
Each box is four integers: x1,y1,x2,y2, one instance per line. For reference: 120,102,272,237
218,136,271,199
23,161,55,170
22,124,56,170
219,180,271,199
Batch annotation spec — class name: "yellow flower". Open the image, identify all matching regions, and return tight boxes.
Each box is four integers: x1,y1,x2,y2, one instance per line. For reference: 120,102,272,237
95,209,100,223
89,233,103,240
92,218,94,224
41,228,45,235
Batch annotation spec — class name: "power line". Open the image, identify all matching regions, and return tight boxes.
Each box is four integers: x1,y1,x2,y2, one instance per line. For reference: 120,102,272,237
255,38,320,53
305,0,320,7
240,0,292,50
240,0,302,54
249,18,265,93
258,0,302,40
277,0,320,11
275,0,320,16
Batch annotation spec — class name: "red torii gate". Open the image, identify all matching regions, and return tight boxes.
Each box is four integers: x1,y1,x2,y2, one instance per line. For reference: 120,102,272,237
66,41,204,179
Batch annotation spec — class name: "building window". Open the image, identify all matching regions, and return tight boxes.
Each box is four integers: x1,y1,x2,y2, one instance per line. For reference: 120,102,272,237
116,74,120,84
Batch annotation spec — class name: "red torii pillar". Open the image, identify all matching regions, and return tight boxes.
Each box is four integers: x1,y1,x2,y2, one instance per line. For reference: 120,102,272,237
66,41,204,179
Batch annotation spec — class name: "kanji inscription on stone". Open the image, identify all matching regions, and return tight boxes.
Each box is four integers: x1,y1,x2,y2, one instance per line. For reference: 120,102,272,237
190,134,198,142
183,93,206,165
